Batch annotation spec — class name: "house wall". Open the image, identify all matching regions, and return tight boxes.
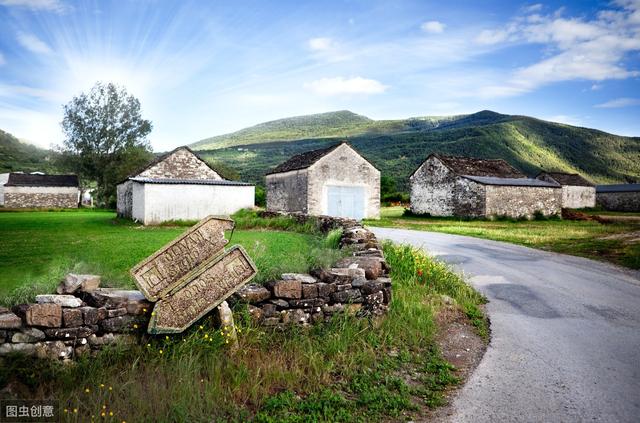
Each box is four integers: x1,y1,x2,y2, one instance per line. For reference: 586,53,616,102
116,181,134,218
141,183,255,224
266,169,309,213
131,182,146,222
306,144,380,219
562,186,596,209
596,191,640,212
485,185,561,218
138,148,221,180
0,173,9,206
410,157,485,217
3,186,79,209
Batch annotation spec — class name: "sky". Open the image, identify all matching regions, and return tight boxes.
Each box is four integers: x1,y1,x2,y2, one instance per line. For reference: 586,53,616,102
0,0,639,151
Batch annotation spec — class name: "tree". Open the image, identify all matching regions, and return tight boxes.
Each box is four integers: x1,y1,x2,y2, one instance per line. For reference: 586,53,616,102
59,82,153,207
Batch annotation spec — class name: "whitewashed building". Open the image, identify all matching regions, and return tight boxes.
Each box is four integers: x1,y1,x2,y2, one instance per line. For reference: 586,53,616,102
117,146,254,224
536,171,596,209
266,142,380,220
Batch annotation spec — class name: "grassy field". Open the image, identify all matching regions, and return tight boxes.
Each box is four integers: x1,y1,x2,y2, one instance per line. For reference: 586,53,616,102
365,207,640,269
0,210,343,299
0,209,488,421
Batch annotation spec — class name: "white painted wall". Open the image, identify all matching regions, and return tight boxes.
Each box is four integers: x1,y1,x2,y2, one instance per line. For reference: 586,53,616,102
562,186,596,209
0,173,9,206
141,183,255,224
131,182,146,223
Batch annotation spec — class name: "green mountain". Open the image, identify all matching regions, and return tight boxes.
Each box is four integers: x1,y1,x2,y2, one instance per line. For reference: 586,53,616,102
0,129,56,173
190,110,640,190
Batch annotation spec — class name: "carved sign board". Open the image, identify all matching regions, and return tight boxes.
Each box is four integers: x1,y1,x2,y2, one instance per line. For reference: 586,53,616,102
147,245,257,334
131,216,234,301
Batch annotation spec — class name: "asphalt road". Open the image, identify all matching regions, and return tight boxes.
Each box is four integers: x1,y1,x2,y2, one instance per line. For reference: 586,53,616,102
370,227,640,423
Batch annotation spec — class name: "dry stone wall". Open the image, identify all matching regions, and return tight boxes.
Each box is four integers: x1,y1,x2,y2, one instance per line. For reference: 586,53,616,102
0,214,392,361
4,190,78,209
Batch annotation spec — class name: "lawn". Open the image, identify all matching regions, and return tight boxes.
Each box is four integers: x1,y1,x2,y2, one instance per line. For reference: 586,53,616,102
0,210,342,298
365,207,640,269
0,210,489,422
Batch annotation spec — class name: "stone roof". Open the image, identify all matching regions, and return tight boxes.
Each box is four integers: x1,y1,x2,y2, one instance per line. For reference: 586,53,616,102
596,183,640,193
125,146,222,181
267,143,343,175
432,154,526,178
4,173,79,187
463,175,560,188
537,171,594,187
129,177,252,186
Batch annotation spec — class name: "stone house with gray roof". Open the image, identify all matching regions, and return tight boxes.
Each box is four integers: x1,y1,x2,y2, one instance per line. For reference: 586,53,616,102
536,171,595,209
410,154,561,218
0,173,79,208
117,146,254,224
266,142,380,220
596,184,640,212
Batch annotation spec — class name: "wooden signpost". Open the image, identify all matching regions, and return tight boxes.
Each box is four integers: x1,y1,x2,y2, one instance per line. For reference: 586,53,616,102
130,216,257,334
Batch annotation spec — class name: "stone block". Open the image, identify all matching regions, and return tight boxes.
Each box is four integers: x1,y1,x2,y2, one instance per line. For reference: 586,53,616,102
35,294,82,308
302,284,318,299
99,315,134,332
316,282,335,298
330,289,362,303
57,274,101,294
261,303,278,317
289,309,310,325
11,328,45,343
0,330,6,343
25,304,62,328
271,280,302,299
329,268,365,283
44,326,95,339
322,304,345,314
0,342,37,356
335,284,352,291
80,289,146,308
63,309,83,327
281,273,317,284
236,284,271,303
364,291,384,306
288,298,325,308
383,287,392,304
79,307,99,325
361,281,384,295
106,308,127,318
0,312,22,329
247,305,263,323
34,341,72,360
270,299,290,309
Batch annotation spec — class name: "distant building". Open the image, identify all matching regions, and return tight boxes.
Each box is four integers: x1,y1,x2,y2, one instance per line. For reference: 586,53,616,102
410,154,561,218
0,173,79,208
536,171,596,209
116,146,254,225
596,184,640,212
266,142,380,220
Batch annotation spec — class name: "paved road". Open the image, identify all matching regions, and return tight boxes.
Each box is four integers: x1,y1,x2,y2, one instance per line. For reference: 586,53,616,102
371,227,640,423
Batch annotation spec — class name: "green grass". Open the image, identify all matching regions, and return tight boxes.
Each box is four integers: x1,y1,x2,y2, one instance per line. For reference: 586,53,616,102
0,242,487,422
0,210,344,300
365,207,640,269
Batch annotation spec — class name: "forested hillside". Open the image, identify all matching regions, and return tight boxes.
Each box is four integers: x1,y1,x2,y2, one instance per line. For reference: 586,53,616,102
192,110,640,190
0,129,57,173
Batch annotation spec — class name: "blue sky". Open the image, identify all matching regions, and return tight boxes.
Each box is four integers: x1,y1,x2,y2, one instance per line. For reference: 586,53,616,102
0,0,639,151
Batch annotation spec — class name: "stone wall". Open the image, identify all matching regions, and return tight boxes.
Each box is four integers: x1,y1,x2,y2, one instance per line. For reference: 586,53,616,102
3,186,78,209
266,169,309,214
138,148,221,180
0,214,392,360
485,185,561,218
597,191,640,212
116,180,133,218
306,144,380,219
410,157,485,217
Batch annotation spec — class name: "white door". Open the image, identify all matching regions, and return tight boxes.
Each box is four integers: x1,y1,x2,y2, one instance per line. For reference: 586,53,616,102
326,185,365,220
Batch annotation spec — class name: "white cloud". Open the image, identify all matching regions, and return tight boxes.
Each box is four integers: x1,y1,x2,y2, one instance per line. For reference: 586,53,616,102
546,114,582,126
305,76,388,96
591,83,602,90
524,4,543,13
421,21,446,34
0,0,66,12
16,32,53,55
308,37,334,51
595,97,640,108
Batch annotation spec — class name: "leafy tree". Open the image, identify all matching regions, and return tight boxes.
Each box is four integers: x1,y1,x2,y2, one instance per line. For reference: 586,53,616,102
380,175,396,196
59,82,153,207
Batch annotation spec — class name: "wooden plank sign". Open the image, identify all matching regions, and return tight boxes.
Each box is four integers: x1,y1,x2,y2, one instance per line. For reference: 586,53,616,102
131,216,234,301
147,246,257,334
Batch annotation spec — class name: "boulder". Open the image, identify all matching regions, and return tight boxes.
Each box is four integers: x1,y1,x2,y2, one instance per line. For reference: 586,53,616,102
281,273,317,284
62,309,83,327
335,257,384,280
35,295,82,308
0,312,22,329
57,274,101,294
0,342,37,356
271,280,302,299
328,268,365,283
11,328,45,343
236,284,271,303
25,304,62,328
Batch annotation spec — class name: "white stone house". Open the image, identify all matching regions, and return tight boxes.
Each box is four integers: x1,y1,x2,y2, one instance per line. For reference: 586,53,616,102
0,173,79,208
410,154,561,218
536,171,595,209
266,142,380,220
117,146,254,225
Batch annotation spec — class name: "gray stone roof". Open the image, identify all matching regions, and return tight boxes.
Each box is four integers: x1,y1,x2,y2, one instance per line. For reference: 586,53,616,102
463,175,561,188
596,184,640,193
5,173,79,187
129,177,253,186
434,154,525,178
537,171,594,187
267,143,343,175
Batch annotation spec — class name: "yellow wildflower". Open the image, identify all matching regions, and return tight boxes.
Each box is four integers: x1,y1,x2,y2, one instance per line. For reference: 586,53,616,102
85,388,90,393
159,349,163,354
109,412,114,416
73,409,78,413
